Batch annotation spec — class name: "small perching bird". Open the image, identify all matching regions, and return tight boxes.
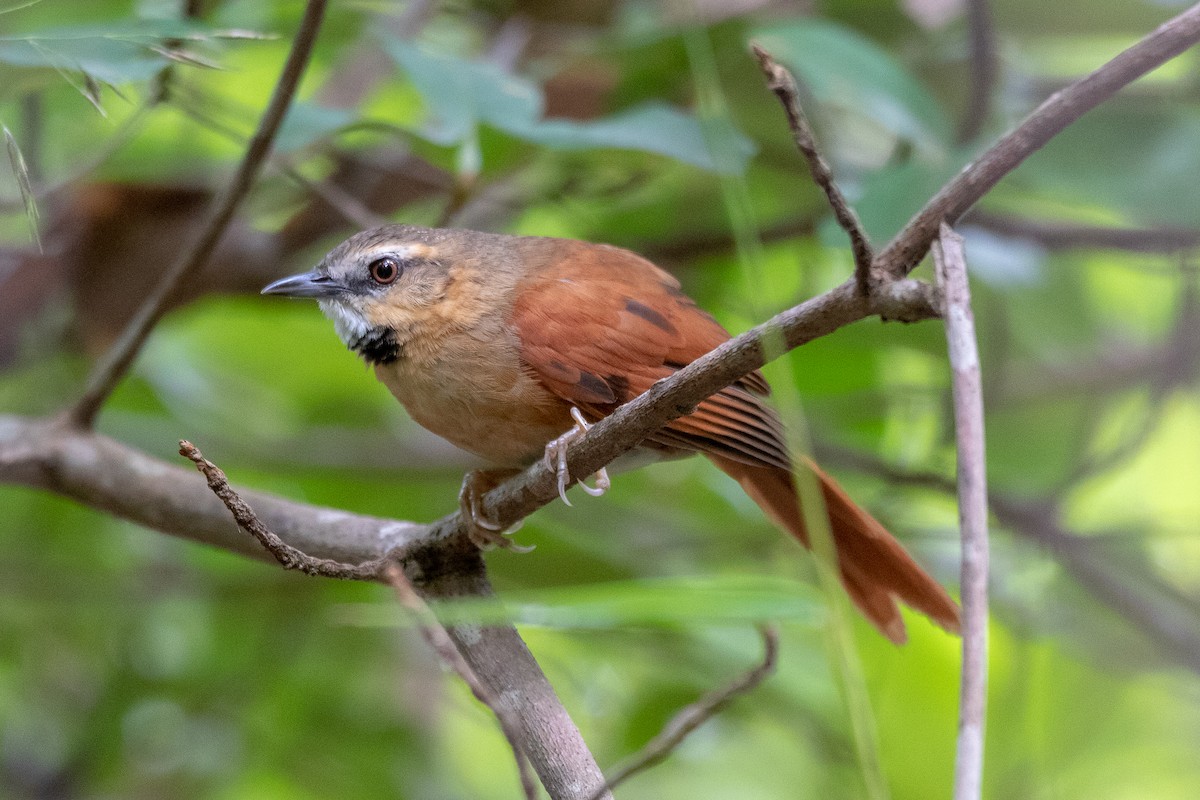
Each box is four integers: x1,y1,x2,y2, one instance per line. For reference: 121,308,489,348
263,225,960,643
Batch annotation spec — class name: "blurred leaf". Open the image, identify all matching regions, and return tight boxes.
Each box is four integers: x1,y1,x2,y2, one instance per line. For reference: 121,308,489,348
751,19,952,155
1012,106,1200,227
332,575,823,629
380,38,754,173
0,19,269,91
274,102,355,153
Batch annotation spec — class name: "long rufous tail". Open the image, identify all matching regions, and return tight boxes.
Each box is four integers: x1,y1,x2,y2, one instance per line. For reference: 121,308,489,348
711,455,960,643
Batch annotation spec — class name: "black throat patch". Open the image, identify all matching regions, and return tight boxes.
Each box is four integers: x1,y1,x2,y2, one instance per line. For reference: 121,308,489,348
349,326,401,365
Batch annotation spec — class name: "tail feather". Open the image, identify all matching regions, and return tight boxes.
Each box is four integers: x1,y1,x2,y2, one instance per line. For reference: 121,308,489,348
710,455,960,643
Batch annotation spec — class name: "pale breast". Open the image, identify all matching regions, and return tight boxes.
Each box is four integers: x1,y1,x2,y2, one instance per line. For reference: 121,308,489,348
374,329,574,468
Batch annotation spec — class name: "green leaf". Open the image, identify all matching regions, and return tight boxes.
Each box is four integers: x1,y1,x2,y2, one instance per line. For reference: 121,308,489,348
332,574,824,629
380,38,754,173
275,102,356,153
0,19,269,87
751,20,951,154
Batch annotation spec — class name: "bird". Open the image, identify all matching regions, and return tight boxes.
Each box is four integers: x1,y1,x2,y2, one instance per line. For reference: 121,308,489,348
262,225,960,643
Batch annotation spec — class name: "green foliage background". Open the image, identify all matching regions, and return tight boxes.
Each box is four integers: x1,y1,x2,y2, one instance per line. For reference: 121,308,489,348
2,0,1199,798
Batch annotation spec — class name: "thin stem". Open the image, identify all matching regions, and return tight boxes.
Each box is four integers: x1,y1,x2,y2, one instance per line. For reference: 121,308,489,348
384,564,539,800
751,43,874,295
67,0,330,428
875,3,1200,282
590,627,779,800
933,224,990,800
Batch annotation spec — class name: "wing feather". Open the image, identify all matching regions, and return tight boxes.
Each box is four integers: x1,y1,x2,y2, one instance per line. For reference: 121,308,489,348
510,239,788,470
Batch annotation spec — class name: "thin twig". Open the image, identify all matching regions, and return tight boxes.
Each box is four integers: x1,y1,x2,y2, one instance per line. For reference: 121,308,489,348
875,3,1200,283
933,223,989,800
179,438,540,799
383,563,540,800
586,626,779,800
179,440,388,580
751,43,874,296
957,0,999,143
67,0,329,428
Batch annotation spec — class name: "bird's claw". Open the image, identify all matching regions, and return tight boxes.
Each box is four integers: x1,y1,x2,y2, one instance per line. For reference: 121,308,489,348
458,470,533,553
542,407,610,507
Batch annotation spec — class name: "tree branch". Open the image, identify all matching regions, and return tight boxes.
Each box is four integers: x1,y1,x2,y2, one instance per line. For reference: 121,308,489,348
874,3,1200,283
67,0,329,428
751,44,874,295
590,626,779,800
180,438,540,798
934,225,990,800
956,0,999,143
0,416,610,800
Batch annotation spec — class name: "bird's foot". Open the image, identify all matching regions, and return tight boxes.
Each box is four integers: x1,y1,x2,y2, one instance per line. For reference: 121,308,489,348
542,407,611,507
458,469,532,552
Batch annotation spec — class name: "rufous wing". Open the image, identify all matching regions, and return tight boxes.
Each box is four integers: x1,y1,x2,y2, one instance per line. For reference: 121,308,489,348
509,238,960,642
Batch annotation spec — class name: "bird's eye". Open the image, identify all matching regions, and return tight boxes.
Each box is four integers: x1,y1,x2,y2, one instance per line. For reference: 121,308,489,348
368,257,401,285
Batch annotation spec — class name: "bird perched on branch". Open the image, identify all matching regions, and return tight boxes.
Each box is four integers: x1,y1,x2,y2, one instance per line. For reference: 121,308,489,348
263,225,959,642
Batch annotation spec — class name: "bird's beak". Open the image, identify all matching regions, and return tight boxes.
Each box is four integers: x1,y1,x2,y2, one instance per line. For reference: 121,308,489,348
261,270,345,299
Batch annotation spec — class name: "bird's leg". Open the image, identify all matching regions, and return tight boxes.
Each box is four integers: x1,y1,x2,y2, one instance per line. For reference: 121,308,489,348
542,407,611,507
458,469,531,552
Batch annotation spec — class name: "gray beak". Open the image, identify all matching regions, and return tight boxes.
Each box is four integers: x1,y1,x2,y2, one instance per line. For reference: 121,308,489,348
261,270,344,299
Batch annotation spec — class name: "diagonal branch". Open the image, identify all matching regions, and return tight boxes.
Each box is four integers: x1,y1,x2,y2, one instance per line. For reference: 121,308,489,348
751,44,874,295
934,224,990,800
67,0,330,428
181,438,541,799
589,626,779,800
873,2,1200,283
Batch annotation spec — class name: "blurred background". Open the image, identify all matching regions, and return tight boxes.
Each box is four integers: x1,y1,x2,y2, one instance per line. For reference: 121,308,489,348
2,0,1199,798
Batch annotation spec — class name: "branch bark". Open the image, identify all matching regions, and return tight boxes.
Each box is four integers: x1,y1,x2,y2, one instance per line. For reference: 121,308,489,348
934,225,990,800
0,417,610,800
751,44,874,295
68,0,329,428
873,3,1200,283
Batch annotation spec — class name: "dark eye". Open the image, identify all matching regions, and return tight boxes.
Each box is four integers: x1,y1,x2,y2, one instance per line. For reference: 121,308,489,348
368,257,401,285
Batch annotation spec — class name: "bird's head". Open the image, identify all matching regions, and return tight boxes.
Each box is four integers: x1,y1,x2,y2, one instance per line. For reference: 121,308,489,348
262,224,468,364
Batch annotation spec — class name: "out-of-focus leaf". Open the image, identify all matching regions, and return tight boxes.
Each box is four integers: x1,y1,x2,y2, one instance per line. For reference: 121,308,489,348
331,575,823,629
380,38,754,173
0,19,269,88
1012,107,1200,228
751,19,951,154
274,102,355,153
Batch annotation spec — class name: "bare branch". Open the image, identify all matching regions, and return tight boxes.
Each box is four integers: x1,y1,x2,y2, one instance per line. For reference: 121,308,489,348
179,438,545,800
589,627,779,800
875,3,1200,282
67,0,330,428
933,224,990,800
957,0,999,143
384,563,540,800
0,416,609,800
178,440,389,580
751,44,874,295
